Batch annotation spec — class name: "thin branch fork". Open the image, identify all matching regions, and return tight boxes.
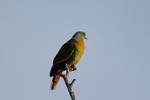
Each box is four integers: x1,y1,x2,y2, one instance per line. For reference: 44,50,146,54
61,64,76,100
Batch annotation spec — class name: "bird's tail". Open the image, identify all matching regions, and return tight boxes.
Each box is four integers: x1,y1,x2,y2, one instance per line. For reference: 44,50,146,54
50,70,62,90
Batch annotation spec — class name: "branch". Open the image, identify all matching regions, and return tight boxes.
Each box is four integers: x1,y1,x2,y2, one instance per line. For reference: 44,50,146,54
61,64,76,100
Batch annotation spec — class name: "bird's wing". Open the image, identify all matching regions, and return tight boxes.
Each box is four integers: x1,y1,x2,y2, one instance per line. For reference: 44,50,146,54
53,39,75,65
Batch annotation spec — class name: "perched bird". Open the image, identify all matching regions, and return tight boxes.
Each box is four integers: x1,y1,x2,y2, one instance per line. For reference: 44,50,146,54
50,31,87,90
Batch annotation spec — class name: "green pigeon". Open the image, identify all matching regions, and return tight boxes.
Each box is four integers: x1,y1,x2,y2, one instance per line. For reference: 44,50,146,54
50,31,87,90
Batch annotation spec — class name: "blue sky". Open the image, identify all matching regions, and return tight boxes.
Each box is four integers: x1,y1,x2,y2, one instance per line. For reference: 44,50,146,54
0,0,150,100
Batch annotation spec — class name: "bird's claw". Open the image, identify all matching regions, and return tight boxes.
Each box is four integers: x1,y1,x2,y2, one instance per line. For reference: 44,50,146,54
70,67,77,71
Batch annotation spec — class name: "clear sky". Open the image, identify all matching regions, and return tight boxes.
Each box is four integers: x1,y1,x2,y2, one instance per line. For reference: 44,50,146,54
0,0,150,100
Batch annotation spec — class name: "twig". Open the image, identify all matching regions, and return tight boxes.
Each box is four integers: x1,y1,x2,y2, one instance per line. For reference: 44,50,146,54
61,64,76,100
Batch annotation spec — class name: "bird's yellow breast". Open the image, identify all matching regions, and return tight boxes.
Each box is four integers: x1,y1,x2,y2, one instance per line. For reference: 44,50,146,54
69,39,85,66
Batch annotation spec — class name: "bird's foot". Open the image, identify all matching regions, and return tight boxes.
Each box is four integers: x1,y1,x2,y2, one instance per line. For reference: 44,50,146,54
70,66,77,71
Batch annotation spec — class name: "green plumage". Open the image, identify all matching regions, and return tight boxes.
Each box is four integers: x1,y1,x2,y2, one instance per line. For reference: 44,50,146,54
50,38,83,76
53,39,76,66
50,31,87,90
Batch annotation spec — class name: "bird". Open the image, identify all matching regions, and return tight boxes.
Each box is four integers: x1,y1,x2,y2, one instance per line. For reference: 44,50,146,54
50,31,87,90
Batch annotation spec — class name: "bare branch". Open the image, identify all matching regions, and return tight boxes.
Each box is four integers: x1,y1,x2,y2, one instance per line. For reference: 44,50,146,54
61,64,76,100
70,79,76,88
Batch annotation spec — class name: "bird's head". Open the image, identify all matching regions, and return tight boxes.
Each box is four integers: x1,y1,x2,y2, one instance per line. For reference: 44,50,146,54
72,31,87,40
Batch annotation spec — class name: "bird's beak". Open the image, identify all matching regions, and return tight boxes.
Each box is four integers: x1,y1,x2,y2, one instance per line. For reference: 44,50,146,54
85,36,88,40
